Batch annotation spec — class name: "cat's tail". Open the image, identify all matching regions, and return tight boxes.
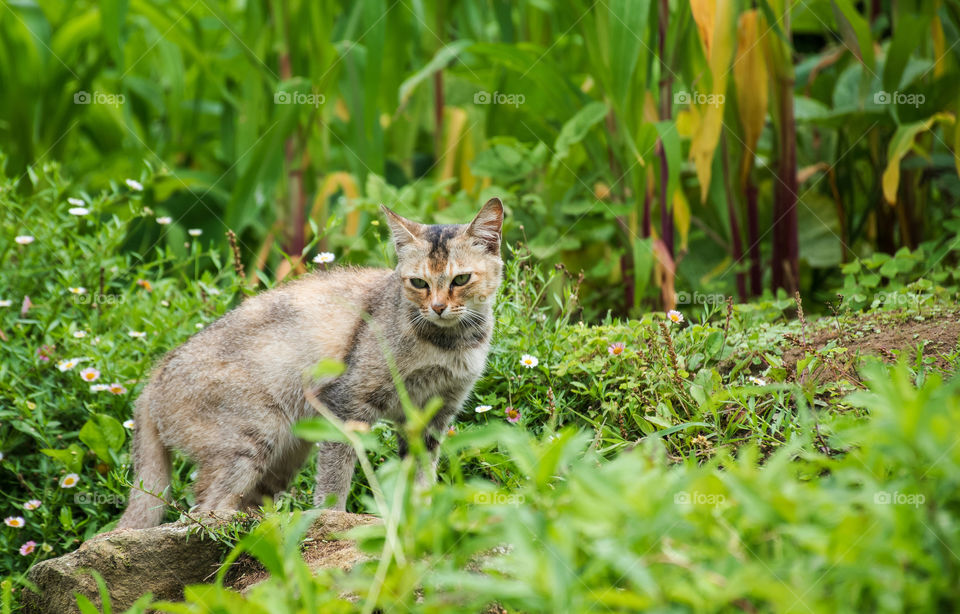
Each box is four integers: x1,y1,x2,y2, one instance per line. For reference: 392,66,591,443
117,396,171,529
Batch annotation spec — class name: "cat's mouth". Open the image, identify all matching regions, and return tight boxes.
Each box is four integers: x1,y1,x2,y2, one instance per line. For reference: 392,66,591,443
423,311,462,328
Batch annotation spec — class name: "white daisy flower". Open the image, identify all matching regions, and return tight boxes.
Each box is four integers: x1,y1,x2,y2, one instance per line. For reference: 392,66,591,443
67,197,85,207
160,300,170,307
475,405,493,413
195,323,204,329
90,384,110,392
79,367,100,382
128,330,146,338
667,310,684,324
60,473,80,488
57,359,79,372
313,252,335,264
108,383,128,395
73,331,87,338
520,354,539,369
188,228,202,237
0,299,11,307
4,516,25,528
125,178,144,191
749,376,767,386
156,216,172,225
68,287,87,295
15,236,34,245
23,499,41,511
68,207,90,216
123,419,135,429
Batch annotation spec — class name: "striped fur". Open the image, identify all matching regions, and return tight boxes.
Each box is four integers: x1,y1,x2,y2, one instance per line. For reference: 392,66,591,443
117,198,503,528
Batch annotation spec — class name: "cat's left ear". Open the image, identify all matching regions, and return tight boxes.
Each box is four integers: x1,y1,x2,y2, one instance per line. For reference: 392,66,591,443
467,197,503,255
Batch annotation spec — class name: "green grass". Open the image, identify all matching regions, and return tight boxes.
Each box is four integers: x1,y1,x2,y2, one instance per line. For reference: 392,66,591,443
2,164,960,612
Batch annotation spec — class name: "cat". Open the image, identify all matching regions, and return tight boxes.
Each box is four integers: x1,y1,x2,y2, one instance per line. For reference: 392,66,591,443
117,198,503,528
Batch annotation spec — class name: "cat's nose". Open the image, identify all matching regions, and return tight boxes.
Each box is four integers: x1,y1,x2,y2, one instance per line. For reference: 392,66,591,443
431,303,446,315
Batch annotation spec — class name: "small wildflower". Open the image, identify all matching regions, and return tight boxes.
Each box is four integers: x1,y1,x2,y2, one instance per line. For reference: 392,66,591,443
37,345,55,361
691,434,711,447
136,279,152,292
73,331,87,338
125,178,144,191
90,384,110,392
195,323,204,329
0,299,11,307
15,235,34,245
68,207,90,216
156,216,172,225
19,541,37,556
160,300,170,307
60,473,80,488
749,376,767,386
4,516,25,528
447,426,456,437
667,310,684,324
520,354,539,368
607,342,626,356
79,367,100,382
313,252,335,264
188,228,202,237
26,401,36,410
108,383,128,395
505,406,521,424
57,359,79,372
68,197,85,207
68,287,87,295
475,404,493,413
123,419,135,429
24,500,41,511
128,330,146,338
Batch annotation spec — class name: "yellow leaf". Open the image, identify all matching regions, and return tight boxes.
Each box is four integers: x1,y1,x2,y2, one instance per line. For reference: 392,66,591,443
673,189,691,251
882,112,955,205
643,90,660,124
932,15,947,78
676,108,698,139
690,0,716,58
689,0,735,203
733,10,769,185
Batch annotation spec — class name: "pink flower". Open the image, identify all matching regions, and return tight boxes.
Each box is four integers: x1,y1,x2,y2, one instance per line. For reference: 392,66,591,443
505,406,521,424
607,342,626,356
19,541,37,556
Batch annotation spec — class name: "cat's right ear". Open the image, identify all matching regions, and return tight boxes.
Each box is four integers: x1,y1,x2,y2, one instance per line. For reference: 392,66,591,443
380,205,425,253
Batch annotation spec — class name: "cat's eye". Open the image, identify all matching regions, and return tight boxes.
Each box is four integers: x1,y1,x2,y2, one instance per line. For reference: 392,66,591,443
451,273,471,286
409,277,428,289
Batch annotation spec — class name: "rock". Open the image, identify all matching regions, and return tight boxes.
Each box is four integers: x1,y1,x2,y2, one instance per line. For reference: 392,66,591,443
23,511,379,614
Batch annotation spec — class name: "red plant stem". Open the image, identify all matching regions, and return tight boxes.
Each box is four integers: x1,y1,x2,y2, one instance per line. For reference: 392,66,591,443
746,181,762,295
721,134,747,300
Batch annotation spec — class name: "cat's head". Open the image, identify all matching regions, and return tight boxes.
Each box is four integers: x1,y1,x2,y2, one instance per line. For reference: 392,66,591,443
381,198,504,328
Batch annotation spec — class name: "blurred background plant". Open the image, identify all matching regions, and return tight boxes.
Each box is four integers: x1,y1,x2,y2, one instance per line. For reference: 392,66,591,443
2,0,958,317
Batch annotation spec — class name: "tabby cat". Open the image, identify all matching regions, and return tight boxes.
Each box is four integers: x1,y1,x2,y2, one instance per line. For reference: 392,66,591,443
118,198,503,528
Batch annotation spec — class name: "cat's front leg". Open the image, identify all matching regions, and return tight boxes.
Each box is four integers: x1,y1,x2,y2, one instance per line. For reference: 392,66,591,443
314,441,357,511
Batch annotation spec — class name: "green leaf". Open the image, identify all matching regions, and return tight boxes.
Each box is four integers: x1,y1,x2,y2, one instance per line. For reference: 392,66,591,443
78,413,126,464
292,417,349,444
552,101,609,168
41,444,85,473
398,40,473,106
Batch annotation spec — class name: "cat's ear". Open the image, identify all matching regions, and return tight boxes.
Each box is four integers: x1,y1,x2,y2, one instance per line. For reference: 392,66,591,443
467,197,503,254
380,205,425,252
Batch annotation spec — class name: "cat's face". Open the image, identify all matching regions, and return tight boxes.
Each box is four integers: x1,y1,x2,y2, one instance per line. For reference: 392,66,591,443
382,198,503,328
